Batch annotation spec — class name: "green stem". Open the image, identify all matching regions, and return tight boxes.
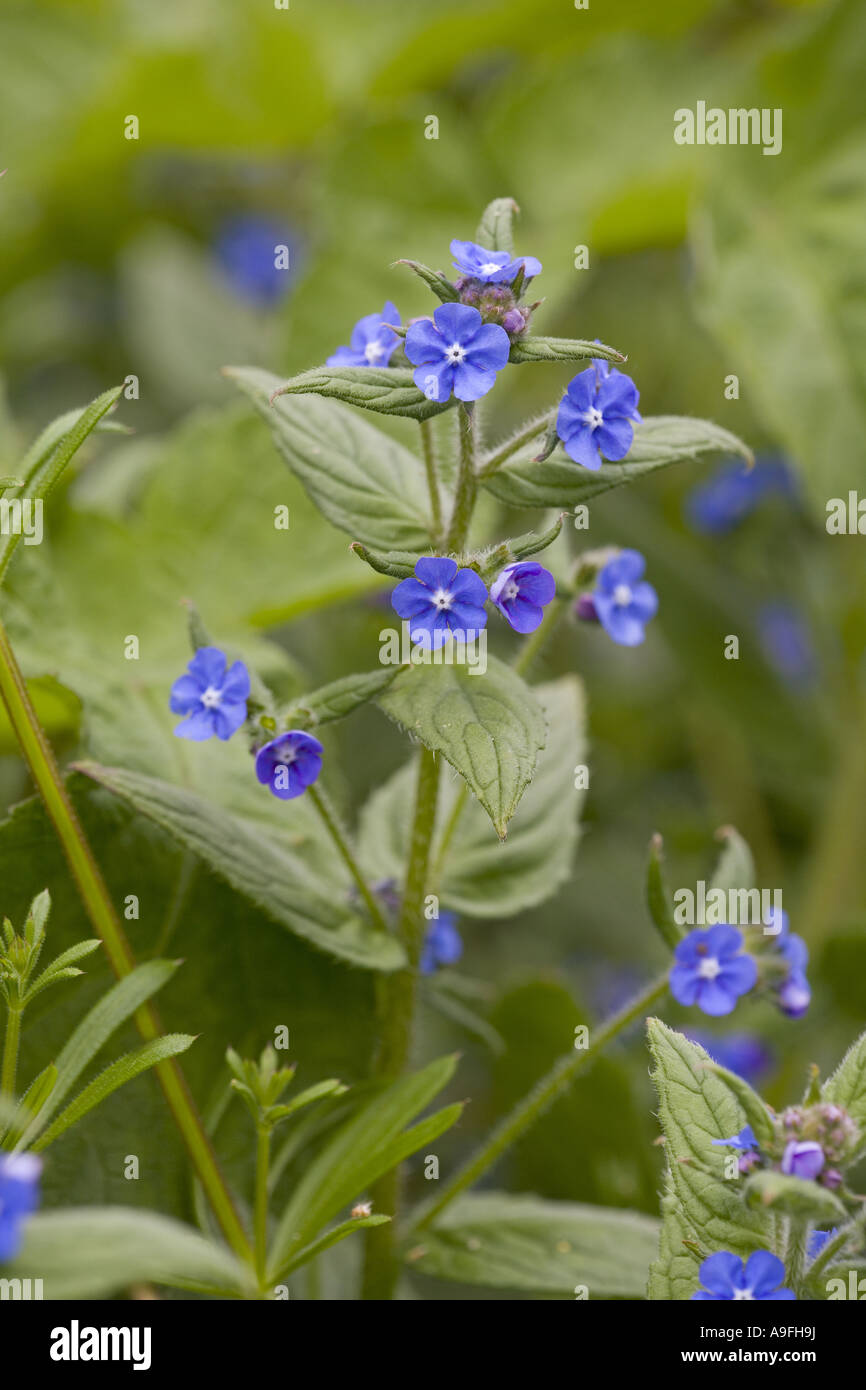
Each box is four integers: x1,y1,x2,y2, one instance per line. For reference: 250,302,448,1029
0,614,252,1264
254,1125,270,1289
362,746,441,1299
445,407,477,552
412,972,670,1232
1,1005,21,1102
430,784,468,888
307,784,390,934
477,413,551,480
512,596,566,678
418,419,443,546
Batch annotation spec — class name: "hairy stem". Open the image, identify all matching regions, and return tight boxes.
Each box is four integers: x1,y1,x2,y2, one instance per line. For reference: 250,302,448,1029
512,595,567,678
1,1005,21,1103
308,784,390,934
362,746,441,1299
411,972,670,1231
254,1126,270,1289
0,615,252,1263
477,412,552,479
419,419,443,547
445,406,477,552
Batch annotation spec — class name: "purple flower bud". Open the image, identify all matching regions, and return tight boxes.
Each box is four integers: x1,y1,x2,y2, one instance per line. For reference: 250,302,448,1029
823,1168,843,1190
575,593,599,623
781,1139,824,1181
502,308,526,335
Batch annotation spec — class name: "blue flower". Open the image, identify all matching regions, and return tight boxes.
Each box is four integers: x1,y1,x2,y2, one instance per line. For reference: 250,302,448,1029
490,562,555,634
591,550,658,647
404,303,510,403
170,647,250,741
0,1153,41,1262
693,1251,795,1301
711,1125,759,1152
757,602,817,689
450,239,542,285
327,301,401,368
686,458,796,534
392,557,488,650
215,215,297,307
670,924,758,1017
556,362,641,471
419,912,463,975
686,1031,773,1085
762,912,811,1018
808,1228,837,1261
255,730,323,800
782,1140,824,1182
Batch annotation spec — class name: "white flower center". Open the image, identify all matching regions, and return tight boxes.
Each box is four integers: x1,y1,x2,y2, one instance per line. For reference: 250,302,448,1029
613,584,633,607
733,1288,754,1301
364,340,386,363
432,587,453,611
503,580,520,601
698,956,721,980
583,406,604,431
444,343,466,364
200,686,222,709
481,262,501,276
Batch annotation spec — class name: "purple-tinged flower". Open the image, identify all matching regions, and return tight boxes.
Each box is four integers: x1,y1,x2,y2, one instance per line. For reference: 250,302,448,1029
392,557,488,650
591,550,658,647
782,1140,824,1182
773,926,811,1018
0,1153,41,1261
327,301,401,368
215,215,297,306
757,602,817,690
419,912,462,975
808,1228,837,1261
686,1031,773,1085
404,303,510,403
490,562,555,634
712,1125,759,1152
670,924,758,1017
255,730,323,800
556,363,641,471
692,1251,795,1301
686,458,796,535
170,647,250,741
450,240,542,285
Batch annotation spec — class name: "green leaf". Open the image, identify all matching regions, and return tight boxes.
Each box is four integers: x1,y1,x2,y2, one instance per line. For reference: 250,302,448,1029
646,834,683,951
823,1030,866,1153
282,1212,390,1276
475,197,519,254
411,1193,659,1298
647,1019,769,1300
361,677,584,917
377,655,547,839
266,365,454,423
349,542,420,579
5,1207,250,1298
508,335,624,365
743,1170,848,1224
396,259,460,302
268,1054,460,1279
285,669,399,729
477,515,565,582
1,1063,57,1147
702,1061,775,1149
75,761,405,973
32,1035,196,1151
710,826,756,894
224,366,435,549
31,960,181,1135
484,415,753,511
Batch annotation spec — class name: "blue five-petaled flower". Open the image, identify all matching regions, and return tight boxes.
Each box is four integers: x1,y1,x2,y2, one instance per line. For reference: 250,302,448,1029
419,912,463,975
404,303,510,403
255,731,324,800
556,356,641,471
711,1125,759,1152
327,301,401,369
490,562,556,634
592,550,658,647
392,557,488,650
450,239,542,285
669,924,758,1017
692,1251,795,1301
170,647,251,741
0,1153,41,1262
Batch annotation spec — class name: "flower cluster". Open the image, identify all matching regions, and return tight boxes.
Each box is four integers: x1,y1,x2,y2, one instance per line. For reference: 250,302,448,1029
0,1153,41,1262
712,1101,860,1191
392,556,556,647
669,909,811,1021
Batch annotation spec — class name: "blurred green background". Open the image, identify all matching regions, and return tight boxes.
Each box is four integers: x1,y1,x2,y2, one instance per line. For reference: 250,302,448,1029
1,0,865,1291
